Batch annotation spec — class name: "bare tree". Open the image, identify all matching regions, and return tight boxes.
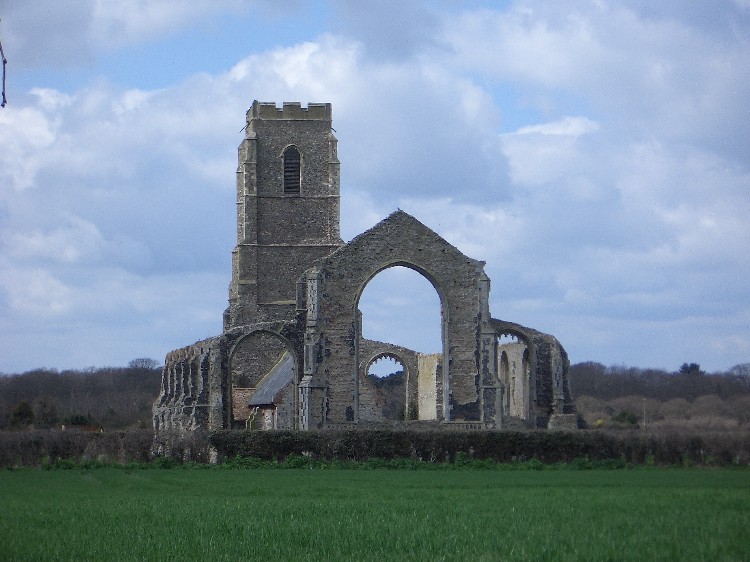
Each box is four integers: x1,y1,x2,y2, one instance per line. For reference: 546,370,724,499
127,358,161,371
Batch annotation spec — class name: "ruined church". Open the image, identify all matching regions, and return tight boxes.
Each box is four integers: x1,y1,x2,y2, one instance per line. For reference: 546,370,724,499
153,101,576,445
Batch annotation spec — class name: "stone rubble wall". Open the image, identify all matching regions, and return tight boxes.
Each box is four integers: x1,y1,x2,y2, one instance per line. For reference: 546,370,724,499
491,318,576,428
152,337,217,458
302,210,494,426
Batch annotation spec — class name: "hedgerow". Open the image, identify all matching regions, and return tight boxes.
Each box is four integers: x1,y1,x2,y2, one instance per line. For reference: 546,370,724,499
3,428,748,468
209,428,750,467
0,429,154,468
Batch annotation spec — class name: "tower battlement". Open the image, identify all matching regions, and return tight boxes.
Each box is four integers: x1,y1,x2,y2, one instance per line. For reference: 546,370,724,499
248,100,332,124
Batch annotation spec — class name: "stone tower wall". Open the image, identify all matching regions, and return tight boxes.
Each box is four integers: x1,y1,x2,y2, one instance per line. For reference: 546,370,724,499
227,101,342,328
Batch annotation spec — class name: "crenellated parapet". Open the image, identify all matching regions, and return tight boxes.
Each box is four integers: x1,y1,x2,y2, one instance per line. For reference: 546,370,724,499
248,101,332,122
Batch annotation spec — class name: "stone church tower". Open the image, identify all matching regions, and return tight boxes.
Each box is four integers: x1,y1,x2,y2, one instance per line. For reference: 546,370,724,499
225,101,343,329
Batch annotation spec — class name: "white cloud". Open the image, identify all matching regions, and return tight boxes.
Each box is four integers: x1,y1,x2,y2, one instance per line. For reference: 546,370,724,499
514,116,599,136
501,116,601,186
443,2,750,162
394,197,525,263
0,106,59,191
8,217,105,264
3,0,249,67
330,0,441,61
112,89,158,115
0,266,73,317
30,88,75,112
90,0,223,47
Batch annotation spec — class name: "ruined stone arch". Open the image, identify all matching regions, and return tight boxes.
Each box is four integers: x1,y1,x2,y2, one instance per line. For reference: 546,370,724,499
354,262,446,423
492,322,537,425
490,318,574,428
228,328,300,428
358,350,409,422
153,101,578,457
303,211,490,425
361,350,410,377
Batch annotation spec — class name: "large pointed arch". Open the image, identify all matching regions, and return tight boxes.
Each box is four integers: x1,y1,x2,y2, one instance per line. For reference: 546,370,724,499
301,210,492,426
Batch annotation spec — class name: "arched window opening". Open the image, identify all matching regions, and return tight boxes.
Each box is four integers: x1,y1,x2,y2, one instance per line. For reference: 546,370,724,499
358,266,441,354
497,333,529,420
358,265,442,423
362,355,406,421
369,356,402,378
283,146,301,194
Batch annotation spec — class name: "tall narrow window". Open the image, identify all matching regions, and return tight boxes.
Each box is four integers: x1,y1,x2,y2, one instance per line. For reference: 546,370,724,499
283,146,301,194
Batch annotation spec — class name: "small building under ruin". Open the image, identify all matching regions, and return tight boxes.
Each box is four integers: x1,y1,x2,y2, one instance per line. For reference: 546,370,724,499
153,101,576,447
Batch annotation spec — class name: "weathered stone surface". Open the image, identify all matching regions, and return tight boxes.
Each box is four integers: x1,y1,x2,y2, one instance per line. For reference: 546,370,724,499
417,353,441,421
227,101,341,330
153,101,576,456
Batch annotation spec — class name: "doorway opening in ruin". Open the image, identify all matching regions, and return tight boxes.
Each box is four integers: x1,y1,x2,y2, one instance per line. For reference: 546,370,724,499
228,330,298,430
357,265,443,422
497,333,530,420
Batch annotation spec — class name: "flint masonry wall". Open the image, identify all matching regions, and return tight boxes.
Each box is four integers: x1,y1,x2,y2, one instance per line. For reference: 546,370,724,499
153,337,218,458
227,101,342,329
491,319,576,428
301,210,494,427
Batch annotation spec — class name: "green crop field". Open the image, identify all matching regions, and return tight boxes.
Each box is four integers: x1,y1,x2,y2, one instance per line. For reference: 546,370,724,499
1,468,748,561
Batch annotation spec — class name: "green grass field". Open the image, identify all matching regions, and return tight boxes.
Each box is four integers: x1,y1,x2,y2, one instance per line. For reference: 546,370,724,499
1,468,748,561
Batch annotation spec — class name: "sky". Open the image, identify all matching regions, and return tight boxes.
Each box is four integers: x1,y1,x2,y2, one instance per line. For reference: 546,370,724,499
1,0,749,374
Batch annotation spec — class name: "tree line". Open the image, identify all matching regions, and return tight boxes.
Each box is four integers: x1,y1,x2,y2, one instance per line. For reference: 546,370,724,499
570,362,750,430
2,359,749,431
570,362,750,401
1,359,162,430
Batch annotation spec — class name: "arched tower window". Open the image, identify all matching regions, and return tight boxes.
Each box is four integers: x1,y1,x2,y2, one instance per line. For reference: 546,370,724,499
283,146,301,194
